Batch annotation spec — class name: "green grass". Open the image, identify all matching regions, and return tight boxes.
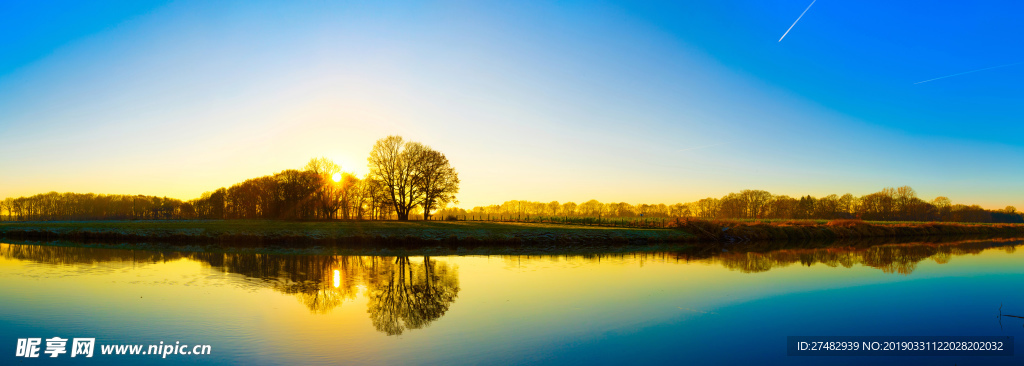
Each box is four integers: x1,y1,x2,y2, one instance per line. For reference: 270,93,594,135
4,219,1020,249
717,218,1018,226
0,219,694,242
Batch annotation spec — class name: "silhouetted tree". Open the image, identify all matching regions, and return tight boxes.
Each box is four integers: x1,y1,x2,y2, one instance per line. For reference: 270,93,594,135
416,148,460,220
305,157,342,219
367,136,460,221
368,136,422,220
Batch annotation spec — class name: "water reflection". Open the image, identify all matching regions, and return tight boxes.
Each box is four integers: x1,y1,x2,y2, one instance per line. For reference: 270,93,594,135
367,257,459,335
188,253,461,334
691,238,1021,274
1,238,1019,336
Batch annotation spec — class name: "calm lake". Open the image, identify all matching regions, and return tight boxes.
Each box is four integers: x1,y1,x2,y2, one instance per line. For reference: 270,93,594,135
2,238,1023,365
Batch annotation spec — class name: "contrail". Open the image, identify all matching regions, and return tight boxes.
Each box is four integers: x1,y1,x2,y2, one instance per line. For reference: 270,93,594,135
676,143,725,153
779,0,817,42
913,62,1023,84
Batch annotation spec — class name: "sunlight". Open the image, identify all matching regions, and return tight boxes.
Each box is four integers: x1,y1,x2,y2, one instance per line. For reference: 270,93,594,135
333,270,340,288
331,173,341,183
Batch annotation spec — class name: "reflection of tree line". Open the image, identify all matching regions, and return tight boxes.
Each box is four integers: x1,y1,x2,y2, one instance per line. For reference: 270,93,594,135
0,244,177,267
487,239,1023,275
0,244,459,336
692,239,1021,274
2,239,1021,332
445,186,1024,223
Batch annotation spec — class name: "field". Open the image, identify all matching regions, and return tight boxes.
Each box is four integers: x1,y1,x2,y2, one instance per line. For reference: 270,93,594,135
0,220,693,247
671,218,1024,242
2,219,1023,253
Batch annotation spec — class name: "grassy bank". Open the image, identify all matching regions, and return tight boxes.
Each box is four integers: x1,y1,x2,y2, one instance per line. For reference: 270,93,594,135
0,220,693,247
1,219,1022,249
670,218,1024,242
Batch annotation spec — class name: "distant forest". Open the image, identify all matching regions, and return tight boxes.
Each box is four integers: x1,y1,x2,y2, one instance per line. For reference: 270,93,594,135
443,186,1022,223
1,136,1020,224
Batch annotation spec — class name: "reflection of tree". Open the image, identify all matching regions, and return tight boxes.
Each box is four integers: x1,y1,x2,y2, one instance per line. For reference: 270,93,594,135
860,245,931,275
718,253,777,273
367,257,460,335
185,253,460,329
193,253,359,314
295,288,341,313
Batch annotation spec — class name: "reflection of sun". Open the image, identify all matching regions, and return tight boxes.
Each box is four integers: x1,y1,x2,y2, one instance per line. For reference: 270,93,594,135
333,270,340,288
331,173,341,182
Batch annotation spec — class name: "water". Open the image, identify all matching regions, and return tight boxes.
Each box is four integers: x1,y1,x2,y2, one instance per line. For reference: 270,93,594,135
2,239,1023,365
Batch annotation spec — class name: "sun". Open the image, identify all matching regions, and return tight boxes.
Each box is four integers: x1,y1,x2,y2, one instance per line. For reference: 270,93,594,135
332,172,341,182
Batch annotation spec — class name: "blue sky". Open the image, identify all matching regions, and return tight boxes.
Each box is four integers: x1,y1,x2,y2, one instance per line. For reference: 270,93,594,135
1,0,1021,209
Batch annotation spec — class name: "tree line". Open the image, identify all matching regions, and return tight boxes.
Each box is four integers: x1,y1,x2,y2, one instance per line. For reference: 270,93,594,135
3,141,1021,224
442,186,1022,223
0,136,459,222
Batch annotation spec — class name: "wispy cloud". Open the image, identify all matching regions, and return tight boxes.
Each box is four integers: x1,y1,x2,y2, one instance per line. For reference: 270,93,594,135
779,0,817,42
676,143,725,153
913,62,1023,84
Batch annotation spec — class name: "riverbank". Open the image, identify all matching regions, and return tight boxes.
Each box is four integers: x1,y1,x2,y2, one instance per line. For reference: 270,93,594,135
1,219,1022,250
670,218,1024,242
0,220,693,247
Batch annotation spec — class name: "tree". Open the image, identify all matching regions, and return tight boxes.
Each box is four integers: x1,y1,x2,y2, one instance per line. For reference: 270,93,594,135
739,189,772,219
815,194,840,219
838,193,855,218
305,157,342,219
0,198,9,221
368,136,422,220
694,198,720,219
894,186,917,220
415,148,460,220
932,196,952,221
719,193,744,219
794,195,815,219
338,173,361,219
766,195,797,219
578,200,603,217
364,175,393,220
561,202,577,216
669,203,691,218
367,136,460,221
547,201,560,216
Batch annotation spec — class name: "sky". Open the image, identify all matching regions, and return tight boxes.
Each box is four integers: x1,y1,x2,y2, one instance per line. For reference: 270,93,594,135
1,0,1022,210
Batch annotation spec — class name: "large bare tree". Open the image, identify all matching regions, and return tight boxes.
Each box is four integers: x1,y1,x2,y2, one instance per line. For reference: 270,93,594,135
416,148,459,220
367,136,460,220
367,136,424,220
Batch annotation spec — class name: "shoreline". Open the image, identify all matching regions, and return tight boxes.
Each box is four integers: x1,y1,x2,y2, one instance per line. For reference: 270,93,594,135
673,219,1024,242
1,233,1019,258
1,220,1023,254
0,220,692,248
